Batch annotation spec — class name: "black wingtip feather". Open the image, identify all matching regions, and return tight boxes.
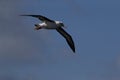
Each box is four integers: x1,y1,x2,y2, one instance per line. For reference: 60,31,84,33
66,36,75,53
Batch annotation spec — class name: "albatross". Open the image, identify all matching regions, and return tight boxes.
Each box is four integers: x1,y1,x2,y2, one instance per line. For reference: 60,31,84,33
21,15,75,53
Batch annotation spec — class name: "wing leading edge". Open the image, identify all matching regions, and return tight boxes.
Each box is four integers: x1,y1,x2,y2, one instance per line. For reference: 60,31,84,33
20,15,54,22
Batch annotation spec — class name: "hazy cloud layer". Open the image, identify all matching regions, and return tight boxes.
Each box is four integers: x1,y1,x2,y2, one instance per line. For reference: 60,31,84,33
0,0,55,65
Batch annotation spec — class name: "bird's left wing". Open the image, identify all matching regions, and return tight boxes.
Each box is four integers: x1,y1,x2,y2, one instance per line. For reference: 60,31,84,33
56,27,75,53
20,15,54,22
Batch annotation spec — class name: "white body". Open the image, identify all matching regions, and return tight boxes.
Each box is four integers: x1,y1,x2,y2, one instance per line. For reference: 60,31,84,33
38,21,62,29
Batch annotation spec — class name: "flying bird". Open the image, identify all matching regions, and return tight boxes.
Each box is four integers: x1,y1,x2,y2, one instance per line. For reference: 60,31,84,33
21,15,75,53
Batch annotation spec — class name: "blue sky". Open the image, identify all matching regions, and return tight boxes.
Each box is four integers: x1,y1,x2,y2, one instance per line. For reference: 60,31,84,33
0,0,120,80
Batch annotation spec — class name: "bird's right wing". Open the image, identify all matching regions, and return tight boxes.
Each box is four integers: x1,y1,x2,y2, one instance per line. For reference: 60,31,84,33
56,27,75,53
20,15,54,22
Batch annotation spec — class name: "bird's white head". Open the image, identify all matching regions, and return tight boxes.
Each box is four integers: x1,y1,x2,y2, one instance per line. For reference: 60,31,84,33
55,21,64,27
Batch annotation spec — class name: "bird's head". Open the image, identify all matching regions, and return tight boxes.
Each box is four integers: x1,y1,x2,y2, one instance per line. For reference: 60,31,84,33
59,22,64,27
55,21,65,28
